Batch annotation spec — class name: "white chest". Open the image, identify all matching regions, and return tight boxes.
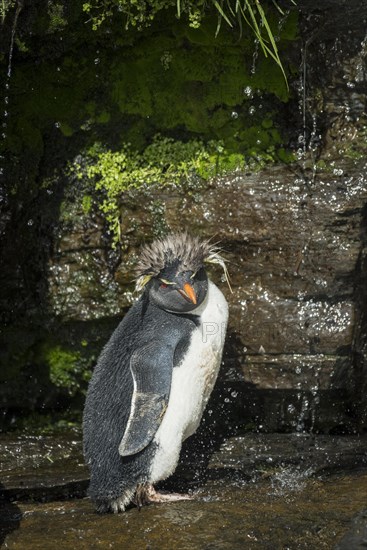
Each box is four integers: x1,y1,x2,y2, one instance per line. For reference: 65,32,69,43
149,280,228,483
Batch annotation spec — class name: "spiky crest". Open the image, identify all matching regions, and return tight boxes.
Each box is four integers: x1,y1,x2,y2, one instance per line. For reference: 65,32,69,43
135,232,231,292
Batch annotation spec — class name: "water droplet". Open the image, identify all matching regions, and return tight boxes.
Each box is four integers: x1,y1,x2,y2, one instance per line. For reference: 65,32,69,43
243,86,253,97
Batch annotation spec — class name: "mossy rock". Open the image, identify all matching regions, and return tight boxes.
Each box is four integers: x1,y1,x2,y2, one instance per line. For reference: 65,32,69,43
2,5,298,160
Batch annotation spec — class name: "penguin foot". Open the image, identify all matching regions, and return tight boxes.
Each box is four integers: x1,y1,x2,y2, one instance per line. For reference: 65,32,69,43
147,489,193,503
133,484,193,509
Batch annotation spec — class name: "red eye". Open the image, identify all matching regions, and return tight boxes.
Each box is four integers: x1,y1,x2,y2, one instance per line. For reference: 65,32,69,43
160,283,167,289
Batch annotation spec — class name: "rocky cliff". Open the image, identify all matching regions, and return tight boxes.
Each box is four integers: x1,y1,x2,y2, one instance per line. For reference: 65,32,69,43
1,0,366,433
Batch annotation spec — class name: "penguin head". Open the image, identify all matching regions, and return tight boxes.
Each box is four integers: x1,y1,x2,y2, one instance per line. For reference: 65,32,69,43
148,261,208,313
135,232,230,313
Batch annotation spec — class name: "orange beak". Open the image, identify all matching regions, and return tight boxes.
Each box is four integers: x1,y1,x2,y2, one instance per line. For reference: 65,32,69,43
179,282,197,305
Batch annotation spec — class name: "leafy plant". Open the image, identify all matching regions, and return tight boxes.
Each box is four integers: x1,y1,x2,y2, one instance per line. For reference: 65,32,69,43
47,2,68,33
72,136,248,245
1,0,15,24
83,0,296,87
221,0,296,88
73,134,293,245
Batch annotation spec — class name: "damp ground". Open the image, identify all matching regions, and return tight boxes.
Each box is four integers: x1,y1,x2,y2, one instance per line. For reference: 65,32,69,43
1,432,367,549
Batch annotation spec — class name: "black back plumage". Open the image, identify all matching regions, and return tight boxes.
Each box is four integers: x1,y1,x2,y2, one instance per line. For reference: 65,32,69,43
82,291,198,510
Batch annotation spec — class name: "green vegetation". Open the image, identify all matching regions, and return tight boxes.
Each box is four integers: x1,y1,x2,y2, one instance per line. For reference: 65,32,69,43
40,343,93,396
3,5,297,164
10,10,296,149
47,2,68,32
83,0,296,87
5,410,83,434
73,135,292,245
1,0,15,23
0,0,298,428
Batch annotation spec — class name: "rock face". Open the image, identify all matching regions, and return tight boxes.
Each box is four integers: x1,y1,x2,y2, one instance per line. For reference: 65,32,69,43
1,0,367,432
47,157,367,433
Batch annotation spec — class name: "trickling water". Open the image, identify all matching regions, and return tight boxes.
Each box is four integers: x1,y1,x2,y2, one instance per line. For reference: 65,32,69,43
1,0,23,144
296,38,322,184
300,41,308,160
270,465,315,495
295,392,309,433
251,38,260,75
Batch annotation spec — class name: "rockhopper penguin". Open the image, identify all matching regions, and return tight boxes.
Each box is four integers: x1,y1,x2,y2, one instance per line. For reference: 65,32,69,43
83,232,229,513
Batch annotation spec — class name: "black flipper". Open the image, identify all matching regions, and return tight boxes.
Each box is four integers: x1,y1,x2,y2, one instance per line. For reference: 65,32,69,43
118,339,175,456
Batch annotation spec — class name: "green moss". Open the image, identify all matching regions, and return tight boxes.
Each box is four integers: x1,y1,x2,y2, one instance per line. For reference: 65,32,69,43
59,122,74,136
315,159,329,172
82,0,296,87
96,110,111,123
108,11,297,148
82,194,93,214
3,5,298,166
73,133,287,245
39,343,92,396
344,149,365,160
47,2,68,32
15,37,29,52
277,147,295,163
342,130,367,160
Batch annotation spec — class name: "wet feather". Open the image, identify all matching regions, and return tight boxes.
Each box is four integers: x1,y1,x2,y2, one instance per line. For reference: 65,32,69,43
135,232,231,292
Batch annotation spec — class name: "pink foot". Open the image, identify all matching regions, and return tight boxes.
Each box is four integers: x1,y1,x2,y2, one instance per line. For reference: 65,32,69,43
148,489,193,503
133,484,193,509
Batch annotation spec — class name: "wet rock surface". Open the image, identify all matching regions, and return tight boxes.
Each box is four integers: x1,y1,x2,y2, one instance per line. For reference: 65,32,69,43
0,433,88,502
3,480,367,550
42,156,367,432
1,432,367,549
1,0,367,433
2,157,366,432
